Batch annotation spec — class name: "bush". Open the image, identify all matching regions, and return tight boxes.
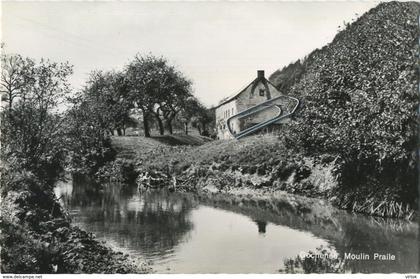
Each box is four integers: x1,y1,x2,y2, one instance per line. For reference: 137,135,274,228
0,218,58,273
272,2,419,208
95,159,138,184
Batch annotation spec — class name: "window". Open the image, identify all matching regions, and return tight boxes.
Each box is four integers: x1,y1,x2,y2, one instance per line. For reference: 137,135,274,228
259,89,265,96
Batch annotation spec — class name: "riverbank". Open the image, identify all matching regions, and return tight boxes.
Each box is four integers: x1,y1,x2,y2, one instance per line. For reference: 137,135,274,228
57,176,419,274
110,134,417,220
0,171,150,274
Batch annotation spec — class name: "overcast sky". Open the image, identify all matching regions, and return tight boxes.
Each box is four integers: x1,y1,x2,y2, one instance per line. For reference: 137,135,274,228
2,1,379,107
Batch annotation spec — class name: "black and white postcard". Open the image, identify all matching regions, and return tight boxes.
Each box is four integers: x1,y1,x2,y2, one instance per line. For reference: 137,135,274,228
1,1,419,276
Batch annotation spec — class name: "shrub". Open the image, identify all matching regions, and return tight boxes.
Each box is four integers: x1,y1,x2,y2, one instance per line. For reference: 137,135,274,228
272,2,419,207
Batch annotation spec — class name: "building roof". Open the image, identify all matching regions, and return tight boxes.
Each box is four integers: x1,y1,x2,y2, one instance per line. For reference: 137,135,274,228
215,71,280,109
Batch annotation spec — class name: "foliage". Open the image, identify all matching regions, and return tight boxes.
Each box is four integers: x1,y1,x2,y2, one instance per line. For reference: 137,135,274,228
1,53,36,109
1,217,59,273
64,53,211,142
177,97,213,135
0,52,146,273
0,53,73,188
190,103,215,136
83,71,133,135
269,59,305,93
0,176,147,274
125,54,194,136
0,169,69,273
63,71,132,175
64,96,116,175
271,2,419,206
95,158,137,184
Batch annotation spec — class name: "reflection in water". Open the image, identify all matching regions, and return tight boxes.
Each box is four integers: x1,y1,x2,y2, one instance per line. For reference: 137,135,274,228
196,192,419,273
254,220,267,234
56,176,197,262
55,176,419,273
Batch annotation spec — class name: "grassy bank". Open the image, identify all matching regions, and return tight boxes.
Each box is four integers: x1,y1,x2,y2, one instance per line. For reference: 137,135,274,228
110,134,417,220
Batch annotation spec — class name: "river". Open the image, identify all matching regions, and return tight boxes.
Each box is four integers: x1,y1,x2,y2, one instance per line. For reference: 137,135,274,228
54,176,419,273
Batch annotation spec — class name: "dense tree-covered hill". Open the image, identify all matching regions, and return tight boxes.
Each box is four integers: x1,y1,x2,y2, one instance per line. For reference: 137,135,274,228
270,2,419,209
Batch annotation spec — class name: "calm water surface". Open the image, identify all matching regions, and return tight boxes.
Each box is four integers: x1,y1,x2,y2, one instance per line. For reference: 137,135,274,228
55,177,419,273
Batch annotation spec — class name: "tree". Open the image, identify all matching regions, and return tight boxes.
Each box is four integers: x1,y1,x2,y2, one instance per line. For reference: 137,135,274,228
125,55,161,137
64,93,115,175
125,54,192,137
63,70,137,174
192,106,215,136
178,97,201,135
158,68,192,134
0,53,73,186
82,71,133,136
281,2,419,204
0,53,36,113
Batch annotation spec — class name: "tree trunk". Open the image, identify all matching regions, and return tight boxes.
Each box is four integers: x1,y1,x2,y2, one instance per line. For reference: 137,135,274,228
117,129,122,136
155,115,165,135
184,122,188,135
166,118,173,134
202,123,208,136
197,125,202,135
8,95,13,115
142,112,151,138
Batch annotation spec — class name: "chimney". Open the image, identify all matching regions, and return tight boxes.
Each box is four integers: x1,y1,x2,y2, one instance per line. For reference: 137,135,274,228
257,70,265,79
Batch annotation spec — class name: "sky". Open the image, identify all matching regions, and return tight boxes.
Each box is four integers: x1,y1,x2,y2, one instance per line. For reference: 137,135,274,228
1,1,379,107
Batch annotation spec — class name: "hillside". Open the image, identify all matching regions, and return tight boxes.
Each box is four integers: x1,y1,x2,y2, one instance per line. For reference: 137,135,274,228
269,2,419,208
269,60,305,94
